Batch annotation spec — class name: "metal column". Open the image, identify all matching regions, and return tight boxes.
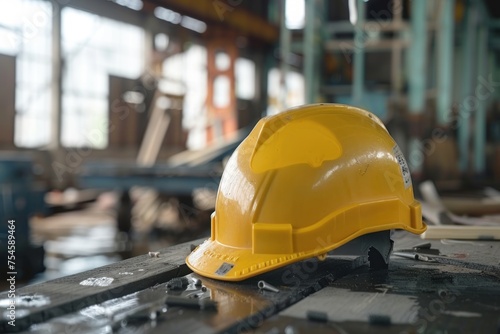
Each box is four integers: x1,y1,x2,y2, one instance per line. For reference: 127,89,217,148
352,0,365,106
458,2,477,172
408,0,427,114
391,0,403,95
304,0,321,104
474,25,488,174
407,0,427,174
279,0,291,110
437,0,455,125
50,2,62,150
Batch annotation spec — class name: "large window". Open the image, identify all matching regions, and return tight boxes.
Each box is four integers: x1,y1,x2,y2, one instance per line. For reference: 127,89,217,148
0,0,52,147
61,8,144,148
285,0,305,29
0,3,145,148
162,44,207,150
235,58,256,100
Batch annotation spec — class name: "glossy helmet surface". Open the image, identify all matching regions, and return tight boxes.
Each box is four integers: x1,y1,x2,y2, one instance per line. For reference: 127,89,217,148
187,104,426,281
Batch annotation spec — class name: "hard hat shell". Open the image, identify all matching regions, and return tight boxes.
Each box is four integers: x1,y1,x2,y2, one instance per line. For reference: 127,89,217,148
187,104,426,281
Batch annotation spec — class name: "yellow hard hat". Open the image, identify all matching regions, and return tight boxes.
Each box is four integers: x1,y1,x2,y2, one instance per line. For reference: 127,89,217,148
187,104,426,281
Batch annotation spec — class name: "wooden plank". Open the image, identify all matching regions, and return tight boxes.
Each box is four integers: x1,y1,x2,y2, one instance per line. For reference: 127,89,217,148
252,315,412,334
441,197,500,215
11,256,366,333
6,232,500,333
136,91,171,166
273,256,500,333
280,286,419,325
108,75,137,148
422,225,500,240
0,239,202,332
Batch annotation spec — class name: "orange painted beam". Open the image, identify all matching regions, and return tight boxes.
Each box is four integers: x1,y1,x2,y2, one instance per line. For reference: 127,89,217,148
150,0,278,43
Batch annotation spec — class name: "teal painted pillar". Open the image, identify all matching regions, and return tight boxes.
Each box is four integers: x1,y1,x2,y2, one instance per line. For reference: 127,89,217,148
437,0,455,125
408,0,427,114
352,0,365,106
407,0,427,175
474,25,488,174
458,2,477,172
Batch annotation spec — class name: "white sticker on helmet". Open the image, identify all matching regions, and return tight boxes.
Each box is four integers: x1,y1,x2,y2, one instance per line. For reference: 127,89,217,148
215,262,234,276
393,144,412,189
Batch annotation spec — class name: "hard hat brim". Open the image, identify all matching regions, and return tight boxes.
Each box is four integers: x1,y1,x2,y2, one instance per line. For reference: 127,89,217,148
186,222,426,281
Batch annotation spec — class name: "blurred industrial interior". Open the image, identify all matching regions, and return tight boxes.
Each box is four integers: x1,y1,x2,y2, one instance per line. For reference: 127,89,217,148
1,0,500,288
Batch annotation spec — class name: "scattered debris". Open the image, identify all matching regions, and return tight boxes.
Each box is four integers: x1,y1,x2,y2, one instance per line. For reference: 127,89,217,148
258,280,279,293
165,295,217,311
264,327,280,334
151,283,161,290
79,277,114,287
193,278,202,287
368,314,392,326
415,254,431,262
441,310,481,318
430,273,454,282
284,325,298,334
438,289,448,298
166,277,189,290
148,251,160,258
0,294,51,308
306,310,328,322
392,252,432,262
413,242,432,250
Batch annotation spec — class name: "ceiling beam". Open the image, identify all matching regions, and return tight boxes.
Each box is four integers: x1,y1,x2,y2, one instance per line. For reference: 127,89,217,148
146,0,279,43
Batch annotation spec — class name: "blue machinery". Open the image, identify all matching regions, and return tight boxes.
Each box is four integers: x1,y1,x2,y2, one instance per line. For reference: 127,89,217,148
0,154,47,280
78,133,245,236
78,129,247,196
80,164,222,196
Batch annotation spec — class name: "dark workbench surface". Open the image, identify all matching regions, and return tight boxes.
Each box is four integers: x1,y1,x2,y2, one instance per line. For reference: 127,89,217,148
1,231,499,333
